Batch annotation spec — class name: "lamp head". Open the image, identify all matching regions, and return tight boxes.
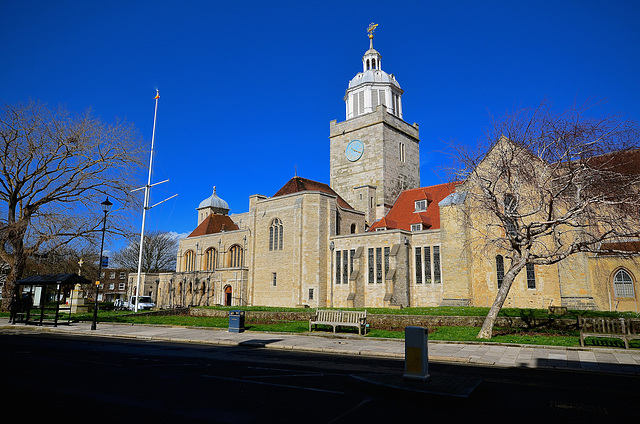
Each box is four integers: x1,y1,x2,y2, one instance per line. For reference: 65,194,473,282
101,197,113,213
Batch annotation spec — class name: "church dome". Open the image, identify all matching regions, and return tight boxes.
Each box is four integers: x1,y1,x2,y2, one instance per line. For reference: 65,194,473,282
348,69,401,89
198,186,229,212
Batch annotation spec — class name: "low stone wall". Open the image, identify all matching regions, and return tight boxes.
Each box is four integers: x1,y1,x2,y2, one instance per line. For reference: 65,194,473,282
187,308,577,331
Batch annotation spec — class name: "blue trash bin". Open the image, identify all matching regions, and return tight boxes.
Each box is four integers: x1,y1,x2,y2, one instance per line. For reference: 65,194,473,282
229,310,245,333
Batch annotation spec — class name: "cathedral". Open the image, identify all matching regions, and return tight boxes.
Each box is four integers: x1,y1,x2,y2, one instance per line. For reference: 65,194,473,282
135,27,640,312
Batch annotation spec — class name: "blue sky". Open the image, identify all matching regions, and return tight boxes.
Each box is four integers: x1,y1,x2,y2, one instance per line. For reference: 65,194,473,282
2,0,640,250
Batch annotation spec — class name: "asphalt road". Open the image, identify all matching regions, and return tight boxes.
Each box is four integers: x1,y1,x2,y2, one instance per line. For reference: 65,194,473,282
2,331,637,423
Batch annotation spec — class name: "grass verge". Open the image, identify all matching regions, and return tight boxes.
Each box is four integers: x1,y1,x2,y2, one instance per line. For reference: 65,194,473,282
2,308,638,349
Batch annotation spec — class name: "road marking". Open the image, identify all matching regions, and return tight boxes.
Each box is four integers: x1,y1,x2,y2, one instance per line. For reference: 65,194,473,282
245,373,325,379
326,398,372,424
201,374,345,395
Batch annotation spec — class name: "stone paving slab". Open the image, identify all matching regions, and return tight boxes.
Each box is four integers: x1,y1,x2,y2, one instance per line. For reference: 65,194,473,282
2,319,640,376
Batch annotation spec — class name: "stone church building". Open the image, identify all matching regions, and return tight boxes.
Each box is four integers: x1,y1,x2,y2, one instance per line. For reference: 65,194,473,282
135,29,640,312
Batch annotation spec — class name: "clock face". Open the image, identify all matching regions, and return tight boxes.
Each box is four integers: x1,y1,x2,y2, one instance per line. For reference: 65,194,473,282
345,139,364,162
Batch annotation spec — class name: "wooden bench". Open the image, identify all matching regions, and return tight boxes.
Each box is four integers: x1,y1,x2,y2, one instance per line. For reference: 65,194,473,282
309,310,367,335
578,316,640,349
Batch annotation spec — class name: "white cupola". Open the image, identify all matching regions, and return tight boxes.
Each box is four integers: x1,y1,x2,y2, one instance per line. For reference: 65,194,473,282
197,186,230,224
344,23,404,120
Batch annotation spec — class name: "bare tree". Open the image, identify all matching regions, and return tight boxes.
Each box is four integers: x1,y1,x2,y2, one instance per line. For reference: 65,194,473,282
0,100,144,311
112,230,178,273
452,101,640,339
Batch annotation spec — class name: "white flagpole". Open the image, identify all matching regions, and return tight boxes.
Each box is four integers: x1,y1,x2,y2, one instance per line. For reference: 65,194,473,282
134,90,160,312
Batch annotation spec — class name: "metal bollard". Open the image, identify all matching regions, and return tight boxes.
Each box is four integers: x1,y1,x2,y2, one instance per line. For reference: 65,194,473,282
404,326,430,381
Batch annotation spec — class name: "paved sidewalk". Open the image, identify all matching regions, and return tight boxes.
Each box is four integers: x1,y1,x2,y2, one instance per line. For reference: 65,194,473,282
3,319,640,376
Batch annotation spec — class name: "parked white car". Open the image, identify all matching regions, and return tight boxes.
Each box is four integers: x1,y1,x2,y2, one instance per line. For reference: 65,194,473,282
128,296,155,311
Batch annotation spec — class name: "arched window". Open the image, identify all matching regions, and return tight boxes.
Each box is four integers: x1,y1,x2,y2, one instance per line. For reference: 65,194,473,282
350,223,357,234
269,218,283,251
496,255,504,289
204,248,217,271
613,269,635,298
184,250,196,272
228,245,243,268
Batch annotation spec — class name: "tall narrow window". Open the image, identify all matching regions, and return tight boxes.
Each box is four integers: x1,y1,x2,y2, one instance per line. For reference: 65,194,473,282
352,93,359,117
433,246,441,284
343,250,349,285
504,193,518,214
269,218,283,251
376,247,382,283
368,248,374,284
204,248,217,271
349,249,355,280
384,247,390,278
269,227,273,250
504,193,518,238
526,263,536,289
184,250,196,272
613,269,635,298
496,255,504,289
336,250,341,285
272,272,277,286
309,288,314,300
424,246,431,283
415,247,422,284
228,245,243,267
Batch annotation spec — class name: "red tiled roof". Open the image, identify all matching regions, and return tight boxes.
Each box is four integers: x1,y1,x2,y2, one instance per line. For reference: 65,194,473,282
273,176,354,210
599,241,640,254
374,217,398,229
369,182,458,232
585,148,640,176
188,213,239,237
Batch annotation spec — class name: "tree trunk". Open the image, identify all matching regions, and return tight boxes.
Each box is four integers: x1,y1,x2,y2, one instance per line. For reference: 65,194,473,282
1,237,27,312
477,260,526,339
1,257,24,312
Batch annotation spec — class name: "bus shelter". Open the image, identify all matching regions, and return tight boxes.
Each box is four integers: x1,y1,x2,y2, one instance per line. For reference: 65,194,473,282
13,273,91,327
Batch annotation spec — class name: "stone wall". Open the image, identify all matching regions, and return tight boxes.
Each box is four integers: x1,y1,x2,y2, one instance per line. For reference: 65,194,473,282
187,307,577,331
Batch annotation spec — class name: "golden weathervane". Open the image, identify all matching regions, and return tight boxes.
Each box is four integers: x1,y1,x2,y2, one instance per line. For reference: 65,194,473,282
367,22,378,39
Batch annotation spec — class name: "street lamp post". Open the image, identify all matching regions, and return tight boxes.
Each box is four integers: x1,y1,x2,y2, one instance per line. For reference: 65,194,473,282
91,197,113,331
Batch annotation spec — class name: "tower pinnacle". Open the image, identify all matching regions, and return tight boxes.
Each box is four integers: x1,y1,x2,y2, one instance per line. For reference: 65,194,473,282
343,22,403,120
367,22,378,49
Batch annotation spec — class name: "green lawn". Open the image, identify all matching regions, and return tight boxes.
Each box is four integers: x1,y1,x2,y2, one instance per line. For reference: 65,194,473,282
3,306,638,349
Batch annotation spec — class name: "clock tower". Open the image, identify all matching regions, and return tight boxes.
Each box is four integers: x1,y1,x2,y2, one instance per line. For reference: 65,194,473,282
329,24,420,227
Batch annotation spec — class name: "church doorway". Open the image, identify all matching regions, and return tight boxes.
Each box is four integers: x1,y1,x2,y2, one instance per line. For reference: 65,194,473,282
224,285,232,306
